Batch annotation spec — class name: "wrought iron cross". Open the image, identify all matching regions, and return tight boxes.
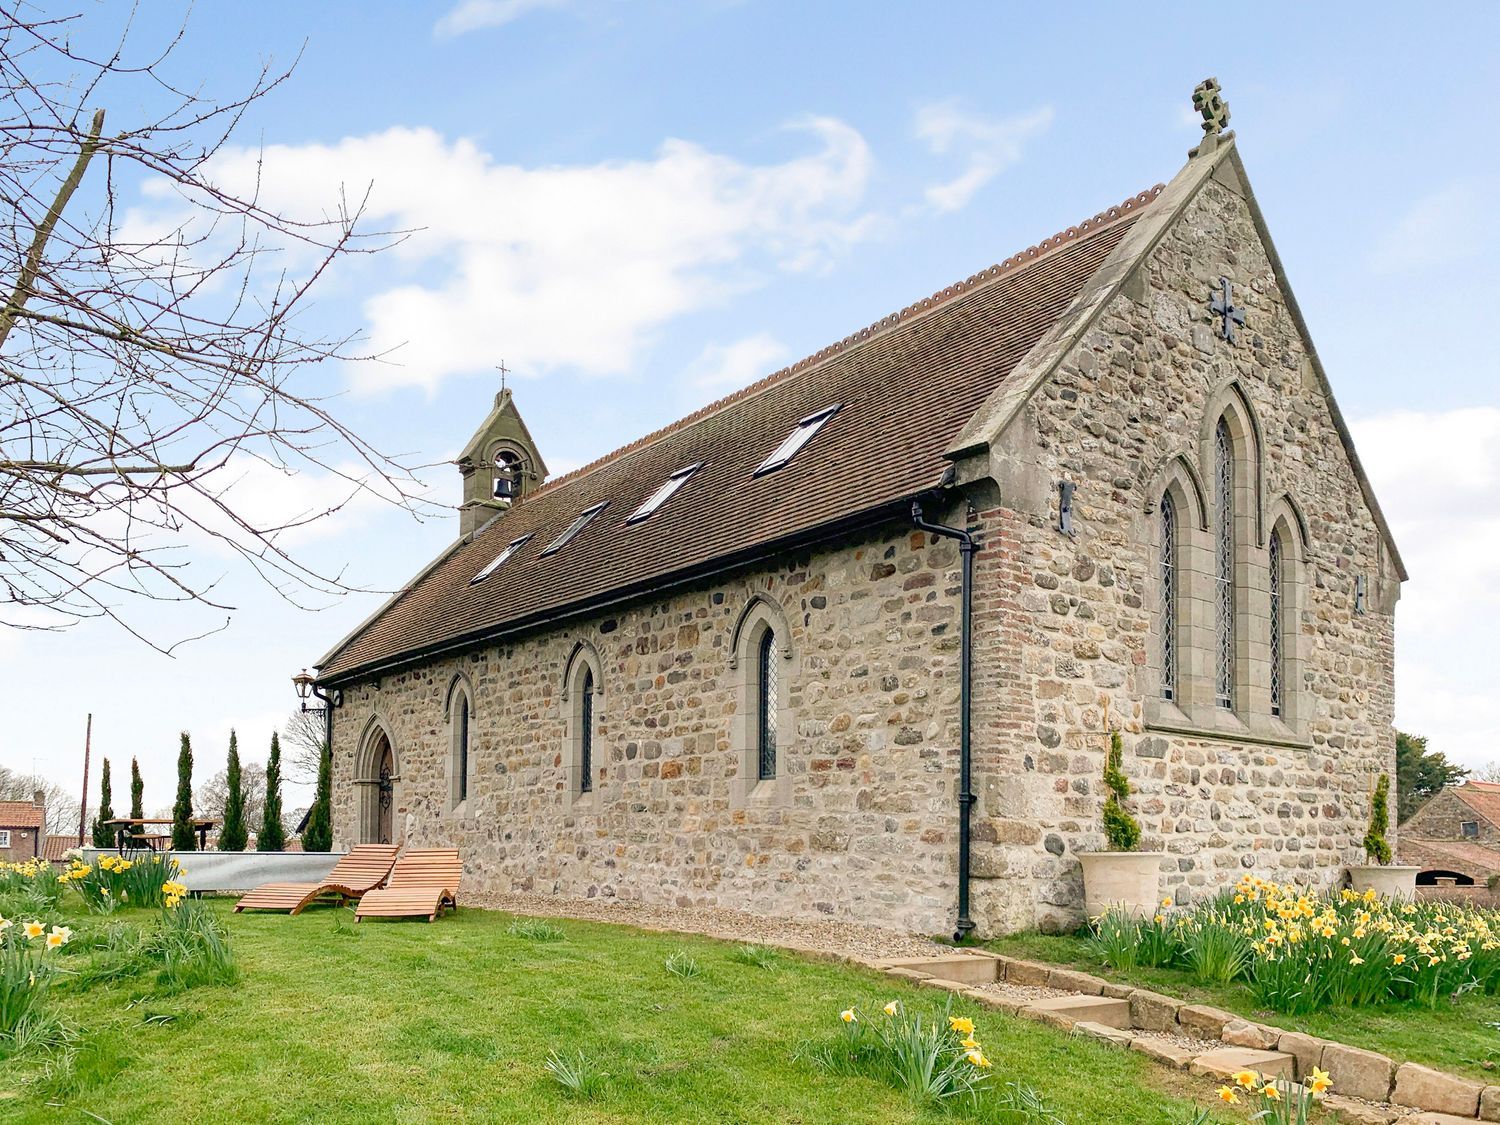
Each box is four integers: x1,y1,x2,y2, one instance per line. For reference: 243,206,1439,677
1210,277,1245,343
495,359,510,392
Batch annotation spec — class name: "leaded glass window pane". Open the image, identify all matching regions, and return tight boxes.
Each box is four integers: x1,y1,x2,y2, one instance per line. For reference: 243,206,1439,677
757,630,778,781
579,669,593,793
1160,493,1178,702
1214,419,1235,710
457,696,470,802
1269,530,1283,718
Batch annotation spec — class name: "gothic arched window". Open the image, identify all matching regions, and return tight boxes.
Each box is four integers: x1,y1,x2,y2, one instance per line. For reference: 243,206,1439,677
1160,492,1178,702
1213,418,1236,710
757,629,779,781
1269,528,1284,718
448,684,473,810
579,667,594,794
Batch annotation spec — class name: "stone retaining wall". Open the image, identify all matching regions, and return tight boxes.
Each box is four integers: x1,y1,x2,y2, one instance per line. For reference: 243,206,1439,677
867,949,1497,1124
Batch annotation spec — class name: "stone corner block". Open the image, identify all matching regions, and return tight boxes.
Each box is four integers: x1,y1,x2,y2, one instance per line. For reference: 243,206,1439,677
1481,1085,1500,1123
1046,967,1107,995
1176,1003,1236,1040
1099,981,1136,1000
1127,989,1182,1032
1318,1042,1395,1103
1003,958,1053,988
1392,1063,1484,1117
1220,1018,1281,1050
1276,1031,1330,1079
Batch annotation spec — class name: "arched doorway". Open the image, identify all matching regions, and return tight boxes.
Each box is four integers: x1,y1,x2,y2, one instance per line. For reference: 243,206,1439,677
357,724,399,845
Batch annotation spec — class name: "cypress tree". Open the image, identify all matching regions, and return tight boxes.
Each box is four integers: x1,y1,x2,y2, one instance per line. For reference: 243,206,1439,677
218,730,248,851
1363,773,1394,866
302,740,333,853
130,757,144,821
1100,730,1141,852
90,758,115,848
170,731,197,851
258,732,287,852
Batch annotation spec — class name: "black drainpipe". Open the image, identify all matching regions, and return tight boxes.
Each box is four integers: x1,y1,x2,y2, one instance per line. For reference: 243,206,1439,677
911,495,977,942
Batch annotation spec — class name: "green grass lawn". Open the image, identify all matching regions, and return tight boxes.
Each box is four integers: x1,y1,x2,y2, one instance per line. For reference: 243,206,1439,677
987,931,1500,1085
1,901,1252,1124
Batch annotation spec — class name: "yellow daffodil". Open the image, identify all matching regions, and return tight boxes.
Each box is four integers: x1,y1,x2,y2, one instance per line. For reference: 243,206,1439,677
948,1016,974,1036
1232,1069,1258,1090
839,1008,856,1023
961,1036,979,1050
965,1049,991,1068
22,921,44,939
1217,1086,1238,1104
1308,1067,1332,1095
1260,1083,1280,1100
1391,953,1406,966
882,1001,899,1017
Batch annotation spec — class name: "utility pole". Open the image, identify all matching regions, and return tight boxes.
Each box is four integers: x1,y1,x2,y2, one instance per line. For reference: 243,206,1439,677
78,713,92,846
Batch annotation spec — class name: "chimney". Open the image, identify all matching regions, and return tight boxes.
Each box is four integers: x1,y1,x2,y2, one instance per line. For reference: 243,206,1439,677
33,788,45,808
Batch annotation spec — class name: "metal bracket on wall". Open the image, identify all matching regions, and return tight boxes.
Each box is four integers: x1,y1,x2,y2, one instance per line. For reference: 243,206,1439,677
1058,480,1076,537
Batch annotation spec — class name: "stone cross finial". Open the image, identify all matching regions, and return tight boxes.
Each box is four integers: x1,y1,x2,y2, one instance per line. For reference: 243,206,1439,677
1193,78,1230,136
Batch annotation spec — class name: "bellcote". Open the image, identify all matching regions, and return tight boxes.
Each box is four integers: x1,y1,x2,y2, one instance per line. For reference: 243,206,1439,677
456,388,548,537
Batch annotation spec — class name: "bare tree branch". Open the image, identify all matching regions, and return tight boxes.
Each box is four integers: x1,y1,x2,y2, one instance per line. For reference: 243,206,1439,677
0,4,435,651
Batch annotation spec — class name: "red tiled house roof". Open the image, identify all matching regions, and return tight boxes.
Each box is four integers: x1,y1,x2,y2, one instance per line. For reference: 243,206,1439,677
42,836,80,863
1452,781,1500,827
0,802,44,829
318,187,1163,683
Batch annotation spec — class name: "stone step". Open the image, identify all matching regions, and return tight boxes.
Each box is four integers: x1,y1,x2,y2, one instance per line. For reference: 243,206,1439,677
877,955,999,986
1021,994,1131,1029
1189,1046,1296,1082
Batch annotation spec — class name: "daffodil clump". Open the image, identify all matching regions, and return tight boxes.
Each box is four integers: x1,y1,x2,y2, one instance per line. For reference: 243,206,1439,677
1217,1064,1331,1125
0,912,72,1043
805,1000,1027,1113
0,857,64,906
62,854,186,912
1091,875,1500,1015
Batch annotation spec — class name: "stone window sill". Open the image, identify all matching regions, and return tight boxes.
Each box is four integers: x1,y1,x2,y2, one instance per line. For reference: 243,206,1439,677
1144,717,1312,751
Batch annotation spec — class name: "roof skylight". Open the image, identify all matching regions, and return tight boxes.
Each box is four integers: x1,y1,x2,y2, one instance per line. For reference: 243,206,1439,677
541,501,608,557
755,404,841,476
628,463,703,524
469,534,533,586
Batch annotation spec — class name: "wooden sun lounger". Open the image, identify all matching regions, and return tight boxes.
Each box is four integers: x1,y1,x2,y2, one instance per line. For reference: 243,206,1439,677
234,844,401,914
353,849,462,923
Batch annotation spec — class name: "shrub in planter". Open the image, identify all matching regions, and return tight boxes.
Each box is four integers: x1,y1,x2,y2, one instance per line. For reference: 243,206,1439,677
1079,731,1163,919
1349,773,1418,898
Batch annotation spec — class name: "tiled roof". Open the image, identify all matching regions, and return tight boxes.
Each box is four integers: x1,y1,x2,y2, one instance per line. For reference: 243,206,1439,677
1454,782,1500,827
42,836,80,862
0,802,44,829
1400,837,1500,877
319,188,1161,682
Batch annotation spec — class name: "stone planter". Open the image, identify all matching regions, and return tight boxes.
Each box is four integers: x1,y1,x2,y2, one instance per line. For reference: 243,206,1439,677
1348,864,1419,900
1079,852,1166,920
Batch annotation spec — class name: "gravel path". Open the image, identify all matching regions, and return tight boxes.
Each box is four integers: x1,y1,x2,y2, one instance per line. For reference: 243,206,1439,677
468,890,950,964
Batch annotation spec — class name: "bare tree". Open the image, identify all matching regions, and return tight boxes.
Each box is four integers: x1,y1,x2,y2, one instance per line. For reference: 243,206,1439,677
0,6,428,651
282,707,326,785
195,761,266,831
0,765,81,837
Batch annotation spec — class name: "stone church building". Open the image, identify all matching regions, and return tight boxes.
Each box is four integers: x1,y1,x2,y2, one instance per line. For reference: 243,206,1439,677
314,98,1404,936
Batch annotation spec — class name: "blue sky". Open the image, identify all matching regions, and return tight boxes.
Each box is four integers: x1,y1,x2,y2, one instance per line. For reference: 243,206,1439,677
5,2,1497,814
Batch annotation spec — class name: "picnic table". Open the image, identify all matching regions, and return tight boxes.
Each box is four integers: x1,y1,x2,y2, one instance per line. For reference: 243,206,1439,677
103,817,218,854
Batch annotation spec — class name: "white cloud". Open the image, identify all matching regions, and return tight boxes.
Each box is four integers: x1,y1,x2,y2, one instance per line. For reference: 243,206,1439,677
1370,182,1487,273
1351,406,1500,769
914,102,1053,213
684,331,789,397
193,120,874,395
434,0,568,38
